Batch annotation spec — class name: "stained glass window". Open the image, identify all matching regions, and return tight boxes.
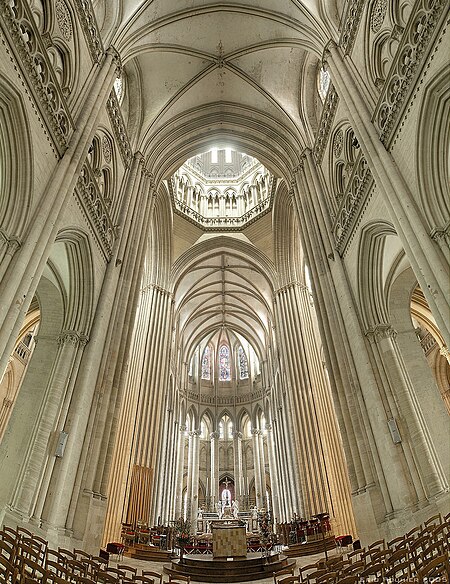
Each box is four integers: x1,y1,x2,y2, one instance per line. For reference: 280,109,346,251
114,77,123,102
318,68,330,102
201,346,211,380
238,346,249,379
219,345,231,381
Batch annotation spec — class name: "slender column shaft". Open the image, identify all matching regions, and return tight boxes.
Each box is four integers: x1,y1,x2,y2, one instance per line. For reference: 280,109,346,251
210,432,219,509
189,430,200,527
175,425,187,518
326,43,450,345
233,431,243,502
185,432,194,519
12,332,87,516
251,429,264,508
0,49,121,378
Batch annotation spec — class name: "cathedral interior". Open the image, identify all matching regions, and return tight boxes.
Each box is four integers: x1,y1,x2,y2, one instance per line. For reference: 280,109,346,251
0,0,449,572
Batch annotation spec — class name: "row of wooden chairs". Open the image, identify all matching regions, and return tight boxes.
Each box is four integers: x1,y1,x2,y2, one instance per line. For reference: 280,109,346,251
273,512,450,583
0,525,176,583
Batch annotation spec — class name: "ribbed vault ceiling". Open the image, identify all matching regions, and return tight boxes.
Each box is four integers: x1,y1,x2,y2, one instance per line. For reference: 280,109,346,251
97,1,334,177
172,245,276,364
93,1,330,369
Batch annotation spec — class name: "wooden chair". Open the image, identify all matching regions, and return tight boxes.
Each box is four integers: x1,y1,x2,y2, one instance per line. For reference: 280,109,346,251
74,548,92,561
423,514,442,528
316,573,338,584
346,548,365,563
19,556,47,583
46,549,68,567
299,564,320,583
387,535,404,549
92,553,109,569
67,559,89,577
106,566,126,580
0,538,15,563
73,577,96,584
417,554,450,581
1,525,18,540
405,525,421,539
340,561,364,577
389,556,414,578
168,575,191,583
275,577,299,584
118,564,137,579
133,577,155,584
336,577,359,584
360,562,385,581
142,570,163,584
368,538,385,552
58,547,76,561
45,559,71,578
46,572,70,584
368,548,391,563
302,569,327,583
97,570,118,584
17,542,41,567
0,554,17,584
273,565,295,584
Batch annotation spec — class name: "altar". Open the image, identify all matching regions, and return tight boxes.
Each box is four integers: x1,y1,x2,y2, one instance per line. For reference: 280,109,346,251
211,520,247,558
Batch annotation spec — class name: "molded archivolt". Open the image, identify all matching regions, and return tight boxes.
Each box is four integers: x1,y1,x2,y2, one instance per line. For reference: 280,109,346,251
357,221,398,329
54,228,95,335
0,76,33,240
416,66,450,231
273,182,303,288
145,106,303,184
298,53,323,143
144,184,173,289
171,239,276,368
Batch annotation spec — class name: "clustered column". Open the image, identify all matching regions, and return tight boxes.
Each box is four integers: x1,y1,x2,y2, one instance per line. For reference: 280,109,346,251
324,41,450,347
233,431,244,505
210,431,219,509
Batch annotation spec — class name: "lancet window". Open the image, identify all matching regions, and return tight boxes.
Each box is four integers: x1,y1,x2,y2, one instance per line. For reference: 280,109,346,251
219,345,231,381
238,346,249,379
201,346,211,380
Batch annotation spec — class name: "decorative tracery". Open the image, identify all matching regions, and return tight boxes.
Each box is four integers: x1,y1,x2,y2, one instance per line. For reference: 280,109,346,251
238,346,249,379
219,345,231,381
201,346,211,380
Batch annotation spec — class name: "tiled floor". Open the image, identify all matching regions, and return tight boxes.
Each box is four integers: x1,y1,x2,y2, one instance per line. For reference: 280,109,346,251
110,548,342,583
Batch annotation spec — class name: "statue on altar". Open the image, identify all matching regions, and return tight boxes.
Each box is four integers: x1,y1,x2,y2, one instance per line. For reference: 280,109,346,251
222,505,233,518
232,499,239,518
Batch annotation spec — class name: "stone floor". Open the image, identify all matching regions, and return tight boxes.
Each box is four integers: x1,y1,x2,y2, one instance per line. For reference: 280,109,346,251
110,547,342,583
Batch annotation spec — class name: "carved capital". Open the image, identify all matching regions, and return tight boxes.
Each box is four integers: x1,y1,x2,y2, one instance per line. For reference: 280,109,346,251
430,223,450,249
106,46,123,76
251,428,262,436
210,431,220,440
233,431,243,440
439,346,450,363
57,330,89,347
322,40,337,67
365,324,397,343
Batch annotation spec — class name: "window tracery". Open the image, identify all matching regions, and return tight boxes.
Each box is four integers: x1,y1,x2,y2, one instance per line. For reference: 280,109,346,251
201,346,211,380
238,346,249,379
219,345,231,381
318,68,331,102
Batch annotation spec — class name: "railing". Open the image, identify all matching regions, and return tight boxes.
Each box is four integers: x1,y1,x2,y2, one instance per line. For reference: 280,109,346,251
15,340,31,363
